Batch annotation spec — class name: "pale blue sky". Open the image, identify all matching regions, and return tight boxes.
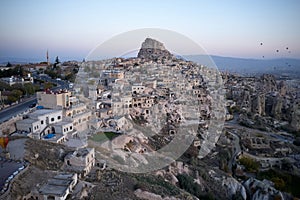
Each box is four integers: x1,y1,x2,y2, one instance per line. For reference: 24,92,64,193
0,0,299,61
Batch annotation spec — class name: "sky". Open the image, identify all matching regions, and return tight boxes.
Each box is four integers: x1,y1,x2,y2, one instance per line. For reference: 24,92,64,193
0,0,300,61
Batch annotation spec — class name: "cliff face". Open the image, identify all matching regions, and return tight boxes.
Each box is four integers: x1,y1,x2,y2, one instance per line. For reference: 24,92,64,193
137,38,173,60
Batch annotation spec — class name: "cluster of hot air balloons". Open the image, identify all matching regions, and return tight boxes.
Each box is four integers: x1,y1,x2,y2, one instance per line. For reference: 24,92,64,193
259,42,292,67
260,42,291,56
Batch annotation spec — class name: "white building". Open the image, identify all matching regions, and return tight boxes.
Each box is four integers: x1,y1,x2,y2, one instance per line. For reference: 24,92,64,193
132,84,145,95
38,173,78,200
16,109,63,138
64,148,95,178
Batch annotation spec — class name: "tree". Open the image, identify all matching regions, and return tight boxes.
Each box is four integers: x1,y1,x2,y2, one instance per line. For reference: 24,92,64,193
55,56,60,64
6,62,12,68
7,89,22,103
44,82,53,90
12,89,22,98
24,83,36,95
239,156,259,172
271,177,286,190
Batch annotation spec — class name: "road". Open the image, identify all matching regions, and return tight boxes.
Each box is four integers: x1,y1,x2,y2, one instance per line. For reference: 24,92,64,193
0,74,70,124
0,97,36,123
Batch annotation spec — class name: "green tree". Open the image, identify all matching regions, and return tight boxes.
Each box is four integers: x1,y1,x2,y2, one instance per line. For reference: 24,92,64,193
44,82,53,90
24,83,36,95
6,62,12,67
55,56,60,64
12,89,22,98
177,173,203,198
7,89,23,103
44,68,58,78
239,156,259,172
7,95,18,103
271,177,286,190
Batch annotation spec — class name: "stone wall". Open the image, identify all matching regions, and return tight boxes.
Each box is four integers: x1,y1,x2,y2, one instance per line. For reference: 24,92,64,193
0,115,23,136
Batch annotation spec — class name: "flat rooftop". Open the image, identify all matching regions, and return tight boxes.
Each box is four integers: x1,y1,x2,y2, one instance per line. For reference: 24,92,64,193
39,173,75,196
29,109,62,118
16,118,39,124
39,184,68,196
53,121,73,126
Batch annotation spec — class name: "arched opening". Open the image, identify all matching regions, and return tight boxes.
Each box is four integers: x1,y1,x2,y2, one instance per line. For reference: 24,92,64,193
47,195,55,200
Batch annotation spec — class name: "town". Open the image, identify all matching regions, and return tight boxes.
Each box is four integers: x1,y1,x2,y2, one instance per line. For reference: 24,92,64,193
0,38,300,200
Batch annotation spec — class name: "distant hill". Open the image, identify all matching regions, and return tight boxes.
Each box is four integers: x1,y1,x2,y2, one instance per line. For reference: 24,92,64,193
2,55,300,78
184,55,300,78
0,57,81,65
0,57,44,65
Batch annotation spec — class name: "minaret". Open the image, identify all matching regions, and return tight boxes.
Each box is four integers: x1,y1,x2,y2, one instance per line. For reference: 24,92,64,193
46,49,50,66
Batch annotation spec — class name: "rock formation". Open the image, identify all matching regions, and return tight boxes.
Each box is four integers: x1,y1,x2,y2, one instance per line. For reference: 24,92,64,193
137,38,173,60
259,74,277,93
290,100,300,132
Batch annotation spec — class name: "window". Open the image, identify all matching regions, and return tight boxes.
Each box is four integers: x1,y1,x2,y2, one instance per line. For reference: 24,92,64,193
70,126,73,130
57,116,61,120
41,120,44,125
51,118,54,122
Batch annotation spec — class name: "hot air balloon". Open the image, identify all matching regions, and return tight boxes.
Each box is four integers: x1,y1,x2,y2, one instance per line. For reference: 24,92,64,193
276,50,279,52
0,137,9,150
260,42,263,45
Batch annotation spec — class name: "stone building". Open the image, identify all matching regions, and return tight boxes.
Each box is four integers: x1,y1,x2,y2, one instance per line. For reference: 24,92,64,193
64,148,95,178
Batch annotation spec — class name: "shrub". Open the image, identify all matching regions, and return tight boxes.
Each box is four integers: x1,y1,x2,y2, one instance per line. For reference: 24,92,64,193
239,156,259,172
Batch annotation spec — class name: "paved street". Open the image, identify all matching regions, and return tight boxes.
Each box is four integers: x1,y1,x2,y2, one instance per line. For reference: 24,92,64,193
0,97,36,123
0,158,24,193
0,74,70,124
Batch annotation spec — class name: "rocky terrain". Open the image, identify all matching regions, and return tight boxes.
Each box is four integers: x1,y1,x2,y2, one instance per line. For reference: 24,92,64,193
224,73,300,134
137,38,174,60
2,38,300,200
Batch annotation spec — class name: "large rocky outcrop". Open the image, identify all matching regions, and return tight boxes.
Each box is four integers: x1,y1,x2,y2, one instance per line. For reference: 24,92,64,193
290,100,300,132
137,38,173,60
222,177,247,200
243,178,288,200
278,81,287,96
259,74,277,93
251,93,265,116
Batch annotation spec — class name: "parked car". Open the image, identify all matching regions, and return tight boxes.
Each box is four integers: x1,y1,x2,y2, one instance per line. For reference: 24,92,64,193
7,175,14,180
29,103,36,108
